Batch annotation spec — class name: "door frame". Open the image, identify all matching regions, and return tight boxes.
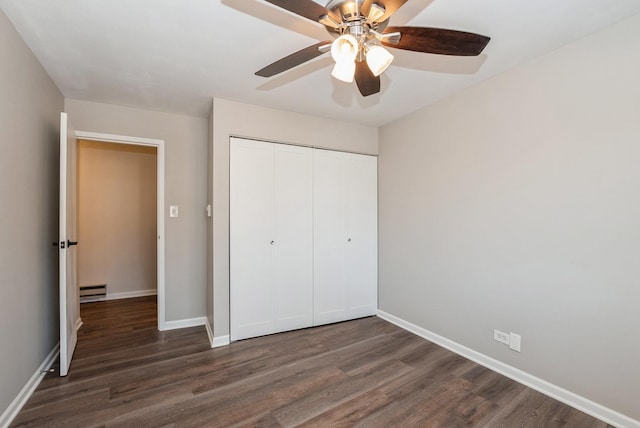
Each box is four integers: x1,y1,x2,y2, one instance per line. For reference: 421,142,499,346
75,130,167,330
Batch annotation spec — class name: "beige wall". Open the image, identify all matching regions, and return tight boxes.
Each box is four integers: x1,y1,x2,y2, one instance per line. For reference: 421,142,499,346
77,140,157,296
379,14,640,422
0,10,64,418
210,98,379,338
65,99,208,322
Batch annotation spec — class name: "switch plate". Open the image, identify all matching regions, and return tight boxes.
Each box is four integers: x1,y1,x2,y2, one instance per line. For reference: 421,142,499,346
509,333,522,352
494,329,510,345
169,205,179,218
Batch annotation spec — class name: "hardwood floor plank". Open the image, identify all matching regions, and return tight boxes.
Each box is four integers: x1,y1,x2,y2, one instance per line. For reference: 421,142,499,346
296,382,396,427
462,364,528,405
271,360,415,427
10,297,612,427
351,374,473,427
122,366,347,428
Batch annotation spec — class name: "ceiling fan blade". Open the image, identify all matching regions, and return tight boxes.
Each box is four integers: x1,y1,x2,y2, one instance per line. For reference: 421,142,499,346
263,0,339,24
362,0,408,22
256,42,331,77
382,26,490,56
354,61,381,97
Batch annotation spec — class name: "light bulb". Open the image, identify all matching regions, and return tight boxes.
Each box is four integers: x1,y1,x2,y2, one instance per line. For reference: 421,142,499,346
366,45,394,76
331,61,356,83
331,35,358,63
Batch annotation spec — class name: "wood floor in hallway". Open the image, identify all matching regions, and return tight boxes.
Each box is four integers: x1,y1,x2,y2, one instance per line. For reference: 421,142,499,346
12,296,612,427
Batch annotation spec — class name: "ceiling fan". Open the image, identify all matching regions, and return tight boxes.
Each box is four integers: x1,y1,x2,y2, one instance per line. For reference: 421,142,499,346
255,0,491,97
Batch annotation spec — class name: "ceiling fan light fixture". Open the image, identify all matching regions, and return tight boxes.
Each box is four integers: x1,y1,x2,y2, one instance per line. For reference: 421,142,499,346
366,45,394,76
330,34,358,63
331,60,356,82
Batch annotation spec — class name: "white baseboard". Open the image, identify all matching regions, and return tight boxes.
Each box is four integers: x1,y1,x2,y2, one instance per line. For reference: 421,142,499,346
162,316,207,331
377,310,639,428
0,343,59,428
75,317,83,332
80,289,157,303
212,335,230,348
204,320,214,347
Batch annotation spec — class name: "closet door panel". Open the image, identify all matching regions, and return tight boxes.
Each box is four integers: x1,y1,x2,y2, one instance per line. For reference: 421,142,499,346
273,144,313,331
230,139,275,340
313,150,348,325
345,153,378,318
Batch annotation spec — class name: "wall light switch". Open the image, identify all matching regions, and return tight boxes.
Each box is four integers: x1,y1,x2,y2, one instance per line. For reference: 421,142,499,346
206,204,212,217
169,205,179,218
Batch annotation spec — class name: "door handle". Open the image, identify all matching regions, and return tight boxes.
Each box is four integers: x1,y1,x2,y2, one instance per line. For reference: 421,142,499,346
67,240,78,247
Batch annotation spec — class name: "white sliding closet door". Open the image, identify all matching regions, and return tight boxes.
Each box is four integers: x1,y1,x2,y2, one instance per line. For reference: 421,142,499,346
230,138,313,341
230,139,275,340
313,150,348,325
314,150,378,326
273,144,313,332
344,152,378,319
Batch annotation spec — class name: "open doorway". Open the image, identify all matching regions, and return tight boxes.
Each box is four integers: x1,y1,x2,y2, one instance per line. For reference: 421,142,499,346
77,140,157,307
74,131,166,330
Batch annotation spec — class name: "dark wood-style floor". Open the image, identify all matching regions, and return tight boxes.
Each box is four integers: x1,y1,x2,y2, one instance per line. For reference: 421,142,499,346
12,296,611,427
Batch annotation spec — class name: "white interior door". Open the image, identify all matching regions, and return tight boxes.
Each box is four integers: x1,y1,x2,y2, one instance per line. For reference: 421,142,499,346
230,138,314,341
313,150,348,325
59,112,79,376
273,144,313,332
230,138,276,340
314,150,378,325
345,153,378,318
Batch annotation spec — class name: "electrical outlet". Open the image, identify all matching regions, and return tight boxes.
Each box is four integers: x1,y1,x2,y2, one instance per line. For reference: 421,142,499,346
509,333,522,352
494,329,510,345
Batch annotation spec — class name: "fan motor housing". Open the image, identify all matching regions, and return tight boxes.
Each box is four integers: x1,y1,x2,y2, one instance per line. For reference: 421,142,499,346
324,0,389,38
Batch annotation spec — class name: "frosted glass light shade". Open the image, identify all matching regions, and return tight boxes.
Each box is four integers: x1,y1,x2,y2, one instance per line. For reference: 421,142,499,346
331,61,356,82
366,45,394,76
331,34,358,63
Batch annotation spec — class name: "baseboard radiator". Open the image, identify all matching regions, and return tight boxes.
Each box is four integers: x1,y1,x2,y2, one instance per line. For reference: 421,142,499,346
80,284,107,303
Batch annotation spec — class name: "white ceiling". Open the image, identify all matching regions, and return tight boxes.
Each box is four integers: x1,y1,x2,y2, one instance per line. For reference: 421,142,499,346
2,0,639,126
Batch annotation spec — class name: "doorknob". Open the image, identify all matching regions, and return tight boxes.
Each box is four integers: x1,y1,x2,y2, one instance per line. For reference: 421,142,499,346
270,240,275,245
67,240,78,247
